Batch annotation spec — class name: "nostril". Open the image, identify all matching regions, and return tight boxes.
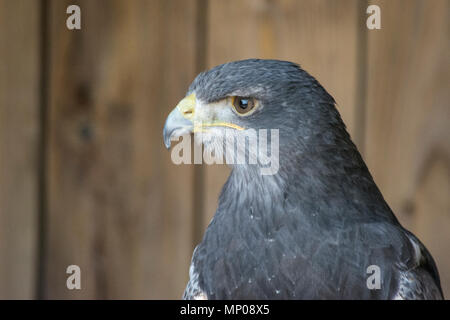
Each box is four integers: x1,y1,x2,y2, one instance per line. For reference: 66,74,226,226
183,110,194,117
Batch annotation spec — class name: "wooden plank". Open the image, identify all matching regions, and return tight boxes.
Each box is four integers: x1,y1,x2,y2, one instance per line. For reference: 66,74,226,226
365,0,450,297
45,0,199,298
0,0,40,299
203,0,362,228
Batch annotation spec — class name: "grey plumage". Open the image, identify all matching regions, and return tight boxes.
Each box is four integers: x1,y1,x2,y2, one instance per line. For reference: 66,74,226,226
166,59,443,300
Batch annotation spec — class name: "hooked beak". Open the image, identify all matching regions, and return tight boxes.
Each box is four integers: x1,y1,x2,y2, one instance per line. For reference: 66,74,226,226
163,93,196,149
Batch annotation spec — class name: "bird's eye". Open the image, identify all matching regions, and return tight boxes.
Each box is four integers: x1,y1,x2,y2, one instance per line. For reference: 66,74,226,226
232,96,256,115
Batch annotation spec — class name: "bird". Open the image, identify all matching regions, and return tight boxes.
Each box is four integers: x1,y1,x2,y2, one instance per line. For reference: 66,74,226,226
162,59,443,300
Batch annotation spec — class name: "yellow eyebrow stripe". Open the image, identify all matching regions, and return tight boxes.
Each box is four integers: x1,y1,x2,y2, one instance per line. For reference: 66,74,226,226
196,122,245,131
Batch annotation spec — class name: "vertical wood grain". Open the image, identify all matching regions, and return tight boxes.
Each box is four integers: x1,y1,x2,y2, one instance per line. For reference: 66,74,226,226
365,0,450,297
44,0,199,298
203,0,362,229
0,0,40,299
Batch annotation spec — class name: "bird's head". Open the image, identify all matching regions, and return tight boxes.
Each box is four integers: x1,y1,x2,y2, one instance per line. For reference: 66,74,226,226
163,59,342,174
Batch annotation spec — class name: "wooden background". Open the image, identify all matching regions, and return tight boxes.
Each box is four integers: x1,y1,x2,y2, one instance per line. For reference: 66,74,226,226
0,0,448,299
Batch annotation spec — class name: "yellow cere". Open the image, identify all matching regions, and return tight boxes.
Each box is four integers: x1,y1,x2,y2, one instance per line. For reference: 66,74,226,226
177,92,246,131
177,92,196,119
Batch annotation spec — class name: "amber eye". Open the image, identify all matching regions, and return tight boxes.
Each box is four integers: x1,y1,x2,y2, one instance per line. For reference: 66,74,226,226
232,96,256,115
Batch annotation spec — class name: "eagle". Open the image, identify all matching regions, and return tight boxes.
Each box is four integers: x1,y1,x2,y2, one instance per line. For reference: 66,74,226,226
162,59,443,299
